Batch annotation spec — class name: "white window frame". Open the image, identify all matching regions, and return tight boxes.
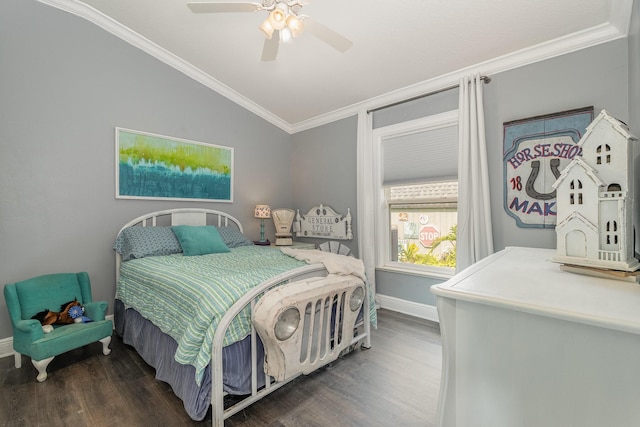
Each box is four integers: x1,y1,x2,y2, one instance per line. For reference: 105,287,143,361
372,110,458,279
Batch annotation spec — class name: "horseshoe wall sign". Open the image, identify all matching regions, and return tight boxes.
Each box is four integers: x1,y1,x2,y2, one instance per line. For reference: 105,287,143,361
503,107,593,228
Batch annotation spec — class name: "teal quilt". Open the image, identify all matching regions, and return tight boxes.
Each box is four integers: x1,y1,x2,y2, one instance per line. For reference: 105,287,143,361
116,246,307,385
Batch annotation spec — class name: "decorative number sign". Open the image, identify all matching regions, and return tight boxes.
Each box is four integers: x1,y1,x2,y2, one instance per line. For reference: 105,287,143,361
503,107,593,228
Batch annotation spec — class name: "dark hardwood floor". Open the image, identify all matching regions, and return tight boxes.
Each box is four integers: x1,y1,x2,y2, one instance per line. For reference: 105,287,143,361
0,309,441,427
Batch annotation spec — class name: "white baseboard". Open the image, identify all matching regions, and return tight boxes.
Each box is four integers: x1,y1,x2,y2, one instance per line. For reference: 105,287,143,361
0,337,13,359
376,294,439,323
0,314,115,360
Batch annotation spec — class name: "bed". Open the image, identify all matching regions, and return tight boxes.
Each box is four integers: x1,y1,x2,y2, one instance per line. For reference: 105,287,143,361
113,208,374,426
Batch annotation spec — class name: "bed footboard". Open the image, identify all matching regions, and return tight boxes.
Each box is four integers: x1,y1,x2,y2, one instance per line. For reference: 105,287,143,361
210,267,370,426
253,275,366,382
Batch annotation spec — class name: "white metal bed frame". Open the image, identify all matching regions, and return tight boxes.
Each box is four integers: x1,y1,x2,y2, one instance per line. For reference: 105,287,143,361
115,208,371,426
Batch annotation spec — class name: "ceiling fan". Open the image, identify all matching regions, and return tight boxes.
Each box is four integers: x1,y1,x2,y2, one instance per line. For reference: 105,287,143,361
187,1,353,61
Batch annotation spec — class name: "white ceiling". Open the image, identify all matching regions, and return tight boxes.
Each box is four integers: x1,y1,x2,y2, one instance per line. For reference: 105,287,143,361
42,0,631,133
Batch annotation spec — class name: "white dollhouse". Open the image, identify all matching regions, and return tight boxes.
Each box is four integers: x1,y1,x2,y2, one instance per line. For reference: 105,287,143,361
552,109,639,272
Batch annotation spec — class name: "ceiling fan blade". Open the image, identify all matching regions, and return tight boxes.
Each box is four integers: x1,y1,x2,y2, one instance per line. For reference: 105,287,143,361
187,2,261,13
303,18,353,53
261,31,279,61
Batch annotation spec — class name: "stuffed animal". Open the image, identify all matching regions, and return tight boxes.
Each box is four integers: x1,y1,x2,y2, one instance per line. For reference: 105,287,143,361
68,304,93,323
32,299,92,333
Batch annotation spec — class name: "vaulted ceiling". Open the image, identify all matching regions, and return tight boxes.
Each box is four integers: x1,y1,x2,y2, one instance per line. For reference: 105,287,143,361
41,0,631,133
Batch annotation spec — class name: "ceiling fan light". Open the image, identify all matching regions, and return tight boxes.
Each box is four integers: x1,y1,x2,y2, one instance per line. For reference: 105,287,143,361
286,15,303,37
280,27,293,43
259,18,275,39
268,9,287,30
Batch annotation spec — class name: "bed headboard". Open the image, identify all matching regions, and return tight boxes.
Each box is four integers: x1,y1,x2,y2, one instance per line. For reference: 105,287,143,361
115,208,244,278
116,208,243,235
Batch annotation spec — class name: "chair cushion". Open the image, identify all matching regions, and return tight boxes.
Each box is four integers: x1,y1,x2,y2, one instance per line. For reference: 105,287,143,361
27,320,113,361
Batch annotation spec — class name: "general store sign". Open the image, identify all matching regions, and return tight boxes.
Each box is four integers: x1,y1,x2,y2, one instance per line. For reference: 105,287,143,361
503,107,593,228
294,204,353,240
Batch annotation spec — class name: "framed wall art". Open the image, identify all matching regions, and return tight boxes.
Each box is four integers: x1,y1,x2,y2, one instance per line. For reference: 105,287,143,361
503,107,593,228
116,128,233,202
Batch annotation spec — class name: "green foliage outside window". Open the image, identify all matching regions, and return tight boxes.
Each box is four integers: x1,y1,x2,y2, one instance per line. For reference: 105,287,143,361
400,225,457,268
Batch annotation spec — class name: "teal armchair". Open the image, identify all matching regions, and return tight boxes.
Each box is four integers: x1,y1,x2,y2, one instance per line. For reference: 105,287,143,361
4,272,113,381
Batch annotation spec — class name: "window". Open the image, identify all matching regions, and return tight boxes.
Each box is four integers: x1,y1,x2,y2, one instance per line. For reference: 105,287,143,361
388,181,457,270
373,110,458,278
596,144,611,164
606,220,619,246
569,179,583,205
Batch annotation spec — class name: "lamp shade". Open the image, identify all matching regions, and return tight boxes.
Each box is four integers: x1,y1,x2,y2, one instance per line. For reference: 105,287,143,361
268,9,287,30
280,27,292,43
286,14,303,37
255,205,271,219
259,18,275,39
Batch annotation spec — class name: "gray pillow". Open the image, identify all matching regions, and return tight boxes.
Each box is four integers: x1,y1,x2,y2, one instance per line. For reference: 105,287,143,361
216,226,254,248
114,226,183,261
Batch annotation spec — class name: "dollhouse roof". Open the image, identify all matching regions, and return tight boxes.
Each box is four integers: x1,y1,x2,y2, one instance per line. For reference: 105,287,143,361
578,109,638,147
555,210,598,233
552,156,603,190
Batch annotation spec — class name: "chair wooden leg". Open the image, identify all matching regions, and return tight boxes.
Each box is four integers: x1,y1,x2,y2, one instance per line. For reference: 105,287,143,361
14,352,22,369
100,336,112,355
32,357,54,382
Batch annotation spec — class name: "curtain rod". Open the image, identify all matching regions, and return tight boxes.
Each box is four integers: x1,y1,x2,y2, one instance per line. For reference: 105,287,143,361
366,75,491,115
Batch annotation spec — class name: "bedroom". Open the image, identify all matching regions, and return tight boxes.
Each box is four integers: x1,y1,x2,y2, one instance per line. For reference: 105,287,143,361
1,0,639,425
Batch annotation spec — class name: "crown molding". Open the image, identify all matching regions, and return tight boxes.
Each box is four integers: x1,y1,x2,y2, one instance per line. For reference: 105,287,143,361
38,0,631,136
291,21,626,133
37,0,294,134
610,0,635,35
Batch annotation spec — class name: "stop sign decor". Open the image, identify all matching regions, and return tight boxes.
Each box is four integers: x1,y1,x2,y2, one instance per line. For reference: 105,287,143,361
419,225,440,248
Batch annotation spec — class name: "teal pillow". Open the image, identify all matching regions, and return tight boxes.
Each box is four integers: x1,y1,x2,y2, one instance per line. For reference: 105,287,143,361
172,225,230,256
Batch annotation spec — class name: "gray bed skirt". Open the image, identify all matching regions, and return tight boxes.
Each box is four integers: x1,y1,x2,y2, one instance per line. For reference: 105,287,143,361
114,299,265,421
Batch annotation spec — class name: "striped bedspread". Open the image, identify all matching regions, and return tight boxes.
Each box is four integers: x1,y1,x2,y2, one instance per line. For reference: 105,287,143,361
116,245,307,385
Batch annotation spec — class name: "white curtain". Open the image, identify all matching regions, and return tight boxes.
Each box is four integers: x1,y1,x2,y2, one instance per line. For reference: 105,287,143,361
357,110,377,303
457,73,494,272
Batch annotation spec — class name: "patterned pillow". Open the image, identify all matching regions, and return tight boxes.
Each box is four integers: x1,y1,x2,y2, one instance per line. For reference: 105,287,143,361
216,226,254,248
114,226,183,261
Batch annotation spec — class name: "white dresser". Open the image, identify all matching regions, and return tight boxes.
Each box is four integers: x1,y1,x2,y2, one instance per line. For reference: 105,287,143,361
431,246,640,427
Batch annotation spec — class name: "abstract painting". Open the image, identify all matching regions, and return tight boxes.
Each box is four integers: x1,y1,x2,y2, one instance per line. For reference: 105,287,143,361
116,128,233,202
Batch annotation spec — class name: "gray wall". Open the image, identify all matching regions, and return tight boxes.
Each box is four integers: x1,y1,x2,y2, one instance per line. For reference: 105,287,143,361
290,116,359,256
0,0,293,339
292,39,632,307
631,0,640,139
631,0,640,256
486,39,629,255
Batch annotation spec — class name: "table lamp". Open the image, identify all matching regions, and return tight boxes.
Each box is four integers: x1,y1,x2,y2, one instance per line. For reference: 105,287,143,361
254,204,271,245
